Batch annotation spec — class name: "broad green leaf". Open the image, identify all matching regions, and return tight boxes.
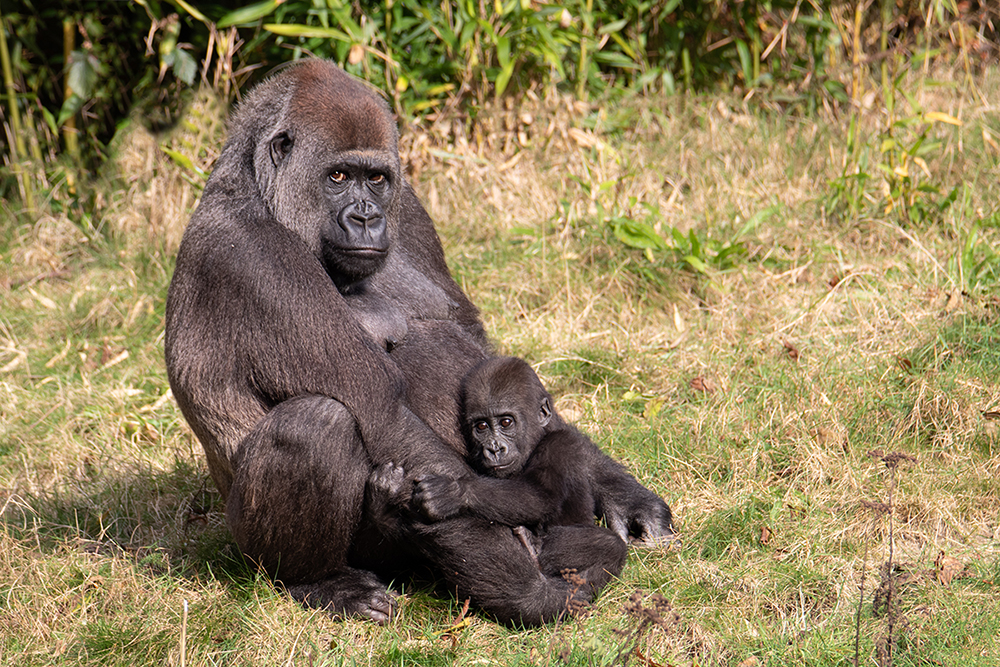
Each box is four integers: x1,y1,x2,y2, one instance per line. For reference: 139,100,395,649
57,94,85,127
40,105,58,136
592,51,640,69
598,19,628,35
497,35,510,69
612,218,667,250
495,62,514,97
608,32,637,61
735,38,752,85
172,48,198,85
67,51,98,98
683,254,711,275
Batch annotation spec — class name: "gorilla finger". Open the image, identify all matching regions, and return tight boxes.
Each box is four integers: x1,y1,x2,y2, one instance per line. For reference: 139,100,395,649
606,511,629,543
358,589,398,625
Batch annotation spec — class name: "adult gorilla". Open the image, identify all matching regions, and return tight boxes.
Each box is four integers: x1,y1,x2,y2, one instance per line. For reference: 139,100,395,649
165,59,674,626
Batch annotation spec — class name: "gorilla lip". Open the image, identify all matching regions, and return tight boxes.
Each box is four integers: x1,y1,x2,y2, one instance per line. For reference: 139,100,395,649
341,247,387,257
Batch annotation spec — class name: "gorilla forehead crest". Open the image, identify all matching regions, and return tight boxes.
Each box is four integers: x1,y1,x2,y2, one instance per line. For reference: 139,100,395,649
288,60,397,153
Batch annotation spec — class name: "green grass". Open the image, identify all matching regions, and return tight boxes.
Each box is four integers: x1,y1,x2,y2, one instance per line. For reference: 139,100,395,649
2,68,1000,666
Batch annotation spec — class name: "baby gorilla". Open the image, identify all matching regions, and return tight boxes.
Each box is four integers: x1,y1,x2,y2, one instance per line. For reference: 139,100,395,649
414,356,628,594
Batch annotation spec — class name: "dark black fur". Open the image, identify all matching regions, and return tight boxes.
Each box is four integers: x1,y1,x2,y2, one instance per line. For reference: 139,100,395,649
414,357,650,592
165,60,674,626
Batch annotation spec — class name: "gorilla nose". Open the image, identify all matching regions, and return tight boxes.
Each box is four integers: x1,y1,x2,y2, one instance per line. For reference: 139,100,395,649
486,442,507,458
349,203,381,227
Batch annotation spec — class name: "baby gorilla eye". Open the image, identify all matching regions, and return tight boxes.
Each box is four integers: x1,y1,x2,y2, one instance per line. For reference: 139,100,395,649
474,420,489,432
330,171,347,183
499,416,514,429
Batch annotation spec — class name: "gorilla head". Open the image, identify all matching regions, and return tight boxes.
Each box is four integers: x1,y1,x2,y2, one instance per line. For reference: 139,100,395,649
244,61,402,289
460,356,554,478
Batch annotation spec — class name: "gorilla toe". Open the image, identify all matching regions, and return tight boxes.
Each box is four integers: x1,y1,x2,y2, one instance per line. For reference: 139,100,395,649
286,568,398,624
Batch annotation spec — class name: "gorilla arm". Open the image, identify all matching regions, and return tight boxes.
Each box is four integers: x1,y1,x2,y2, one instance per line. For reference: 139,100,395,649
412,426,675,542
413,429,592,527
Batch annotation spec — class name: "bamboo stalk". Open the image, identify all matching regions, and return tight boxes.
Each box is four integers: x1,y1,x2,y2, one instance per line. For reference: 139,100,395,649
62,17,79,160
0,8,36,214
851,0,864,106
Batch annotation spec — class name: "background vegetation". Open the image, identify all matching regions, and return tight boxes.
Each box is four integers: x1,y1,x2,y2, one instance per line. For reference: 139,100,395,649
2,1,999,665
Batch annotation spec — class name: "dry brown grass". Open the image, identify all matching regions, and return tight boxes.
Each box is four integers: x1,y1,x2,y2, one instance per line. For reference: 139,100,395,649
1,64,998,665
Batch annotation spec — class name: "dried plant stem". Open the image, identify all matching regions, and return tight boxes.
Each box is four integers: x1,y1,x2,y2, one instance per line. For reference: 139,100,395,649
180,599,188,667
884,462,897,667
854,540,869,666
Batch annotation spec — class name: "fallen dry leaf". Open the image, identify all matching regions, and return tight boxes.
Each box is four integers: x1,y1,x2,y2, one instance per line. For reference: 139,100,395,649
935,550,964,586
689,376,716,393
781,339,800,361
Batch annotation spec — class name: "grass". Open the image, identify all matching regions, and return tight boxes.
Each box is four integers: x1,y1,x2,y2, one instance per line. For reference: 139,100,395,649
2,64,1000,666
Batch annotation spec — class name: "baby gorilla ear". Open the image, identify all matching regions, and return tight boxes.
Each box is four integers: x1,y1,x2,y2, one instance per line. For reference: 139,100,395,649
539,396,552,428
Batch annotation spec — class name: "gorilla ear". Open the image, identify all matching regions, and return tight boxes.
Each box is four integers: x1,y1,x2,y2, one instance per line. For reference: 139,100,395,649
539,396,552,428
269,131,294,167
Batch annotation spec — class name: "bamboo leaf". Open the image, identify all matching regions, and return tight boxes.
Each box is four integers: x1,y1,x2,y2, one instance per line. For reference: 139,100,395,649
217,0,281,28
924,111,962,126
57,94,85,127
172,48,197,85
263,23,351,42
172,0,210,24
495,62,514,97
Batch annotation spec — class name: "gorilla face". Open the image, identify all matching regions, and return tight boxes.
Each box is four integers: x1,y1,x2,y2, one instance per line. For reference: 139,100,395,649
467,412,526,476
318,155,394,286
255,62,403,290
462,358,554,479
268,129,397,289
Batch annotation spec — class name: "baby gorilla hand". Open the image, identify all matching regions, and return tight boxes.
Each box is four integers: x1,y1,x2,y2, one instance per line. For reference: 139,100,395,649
412,474,463,522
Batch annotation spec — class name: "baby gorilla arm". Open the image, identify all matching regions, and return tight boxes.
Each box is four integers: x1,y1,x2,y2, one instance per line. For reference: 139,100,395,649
413,429,588,527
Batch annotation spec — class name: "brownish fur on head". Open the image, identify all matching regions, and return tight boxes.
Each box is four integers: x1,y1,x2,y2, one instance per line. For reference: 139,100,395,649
287,60,398,157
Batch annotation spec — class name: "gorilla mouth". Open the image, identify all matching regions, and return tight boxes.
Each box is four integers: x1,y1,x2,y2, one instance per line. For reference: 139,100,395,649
341,247,387,256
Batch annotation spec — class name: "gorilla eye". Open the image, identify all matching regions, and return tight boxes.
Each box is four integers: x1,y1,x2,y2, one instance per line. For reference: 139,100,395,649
474,421,489,432
330,171,347,183
369,173,386,184
499,416,514,429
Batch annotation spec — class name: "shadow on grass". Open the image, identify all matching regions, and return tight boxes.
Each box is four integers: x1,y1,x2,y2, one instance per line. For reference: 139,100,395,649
1,456,258,592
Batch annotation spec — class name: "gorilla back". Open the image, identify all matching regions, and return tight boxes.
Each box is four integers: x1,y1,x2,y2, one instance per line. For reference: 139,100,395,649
165,60,674,626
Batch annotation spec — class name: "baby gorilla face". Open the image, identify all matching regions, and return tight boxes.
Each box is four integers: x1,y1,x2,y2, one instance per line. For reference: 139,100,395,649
467,413,526,477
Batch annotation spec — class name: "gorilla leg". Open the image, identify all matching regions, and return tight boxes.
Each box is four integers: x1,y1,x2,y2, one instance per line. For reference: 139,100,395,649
409,517,591,627
226,395,394,622
537,525,628,594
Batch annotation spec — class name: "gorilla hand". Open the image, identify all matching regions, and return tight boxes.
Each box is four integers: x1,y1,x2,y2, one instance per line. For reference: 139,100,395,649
412,474,464,522
367,462,405,508
603,487,676,546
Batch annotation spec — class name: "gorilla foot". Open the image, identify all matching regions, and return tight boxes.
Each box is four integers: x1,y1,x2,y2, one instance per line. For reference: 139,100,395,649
286,568,397,624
